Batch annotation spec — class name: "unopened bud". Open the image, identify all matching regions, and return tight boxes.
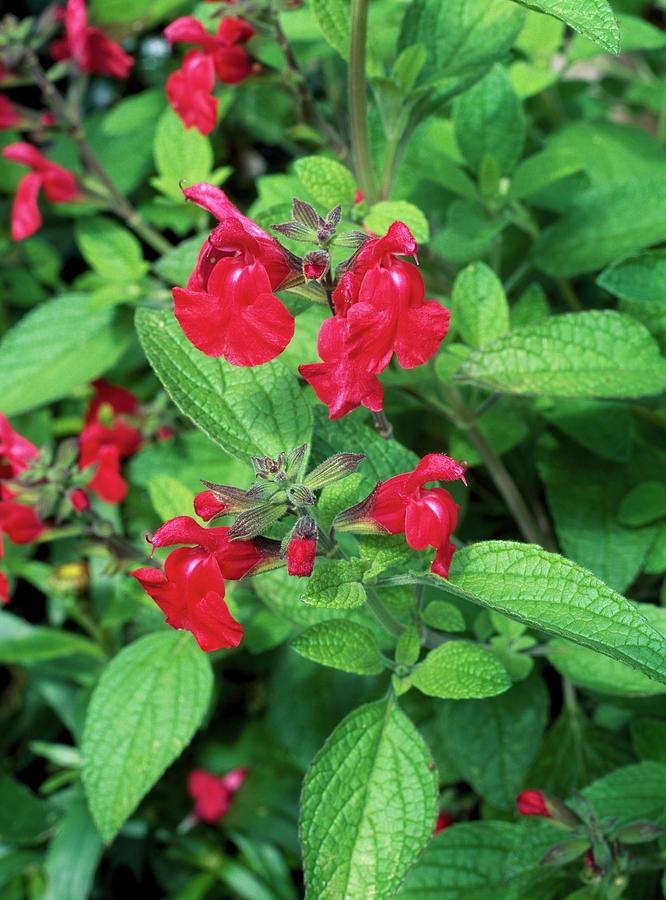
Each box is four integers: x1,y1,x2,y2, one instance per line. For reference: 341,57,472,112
613,820,665,844
304,452,365,491
286,516,317,577
285,443,308,479
331,229,370,250
516,791,581,828
228,502,288,540
198,483,255,517
251,452,288,481
540,838,590,867
68,488,90,513
287,484,316,507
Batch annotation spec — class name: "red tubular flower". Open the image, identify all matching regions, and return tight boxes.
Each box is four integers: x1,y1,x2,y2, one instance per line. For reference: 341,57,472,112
434,812,454,834
164,16,253,85
287,535,316,577
130,516,280,652
516,790,551,817
51,0,134,79
0,500,45,546
0,413,39,478
0,96,20,130
188,766,248,823
78,380,142,504
69,488,90,512
194,490,228,522
299,222,450,419
166,51,218,135
336,454,466,578
173,184,295,365
2,143,79,241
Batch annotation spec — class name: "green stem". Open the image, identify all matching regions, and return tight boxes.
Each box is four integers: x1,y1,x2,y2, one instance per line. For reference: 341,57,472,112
556,278,583,312
439,384,554,549
348,0,378,203
372,409,393,440
365,587,405,638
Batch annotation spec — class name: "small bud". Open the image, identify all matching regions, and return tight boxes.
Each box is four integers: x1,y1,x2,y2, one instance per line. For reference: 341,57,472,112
434,812,454,835
156,425,173,441
333,483,387,534
353,188,365,205
516,791,581,829
540,839,590,867
332,230,371,250
303,249,330,282
54,437,80,470
326,205,342,227
285,443,308,479
304,452,365,491
199,482,259,515
287,516,317,577
613,820,665,844
68,488,90,513
251,453,288,481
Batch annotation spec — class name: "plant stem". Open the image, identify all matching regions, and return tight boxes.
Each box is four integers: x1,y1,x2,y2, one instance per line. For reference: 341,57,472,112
365,587,405,637
439,384,554,549
24,52,173,256
348,0,378,202
372,409,393,440
556,278,583,312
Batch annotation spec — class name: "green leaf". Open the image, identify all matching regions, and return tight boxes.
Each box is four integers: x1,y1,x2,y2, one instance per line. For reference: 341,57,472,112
509,147,582,199
82,631,213,842
582,762,666,823
148,474,195,521
454,65,525,174
0,294,130,416
598,250,666,351
292,620,384,675
135,307,313,461
455,311,666,398
293,156,357,210
422,601,466,632
75,217,148,282
451,261,510,349
364,201,430,244
0,611,103,664
397,820,559,899
152,108,213,201
310,0,350,58
358,534,417,580
433,677,548,808
631,718,666,763
0,774,60,845
446,541,666,684
507,0,620,53
533,179,666,277
153,233,209,287
90,0,183,27
43,798,103,900
619,482,666,526
548,638,666,697
301,559,367,609
541,399,634,463
399,0,525,95
412,641,511,699
300,697,438,899
538,440,656,591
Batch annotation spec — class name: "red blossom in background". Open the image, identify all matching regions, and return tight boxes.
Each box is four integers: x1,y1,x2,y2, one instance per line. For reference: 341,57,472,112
173,184,296,365
131,515,281,651
434,811,454,834
78,380,142,504
0,95,20,130
335,454,466,578
516,790,551,817
164,16,253,133
188,767,248,823
166,51,218,135
300,222,450,419
51,0,134,79
2,142,79,240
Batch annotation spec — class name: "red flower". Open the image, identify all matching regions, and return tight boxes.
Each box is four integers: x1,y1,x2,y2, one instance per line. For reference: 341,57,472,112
516,790,551,817
0,413,39,479
51,0,133,79
2,143,78,241
69,488,90,512
165,16,253,84
0,571,8,605
434,811,454,834
288,535,316,577
299,222,450,419
166,51,218,135
0,498,45,603
194,490,228,522
336,454,466,578
130,516,280,652
173,184,295,365
78,380,142,504
188,766,248,823
0,95,20,130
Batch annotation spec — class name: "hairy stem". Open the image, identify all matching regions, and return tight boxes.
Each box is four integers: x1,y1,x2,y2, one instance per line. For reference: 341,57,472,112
365,587,405,637
372,409,393,440
24,52,173,256
348,0,378,202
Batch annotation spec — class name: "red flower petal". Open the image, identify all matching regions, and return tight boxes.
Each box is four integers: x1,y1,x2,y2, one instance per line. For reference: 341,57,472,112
405,453,467,492
166,51,217,135
187,769,231,822
9,172,43,241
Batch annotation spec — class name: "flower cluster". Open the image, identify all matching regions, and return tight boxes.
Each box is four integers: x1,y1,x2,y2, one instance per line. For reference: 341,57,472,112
175,184,451,422
164,16,254,134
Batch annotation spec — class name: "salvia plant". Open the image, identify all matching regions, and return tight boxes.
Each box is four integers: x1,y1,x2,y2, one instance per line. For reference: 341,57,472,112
1,0,666,897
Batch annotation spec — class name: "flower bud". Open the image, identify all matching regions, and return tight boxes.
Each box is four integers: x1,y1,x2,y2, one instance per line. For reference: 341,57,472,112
68,488,90,513
613,820,665,844
287,484,316,507
228,502,288,540
434,812,454,835
287,516,317,577
199,482,259,515
304,452,365,490
540,838,590,867
516,790,581,828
